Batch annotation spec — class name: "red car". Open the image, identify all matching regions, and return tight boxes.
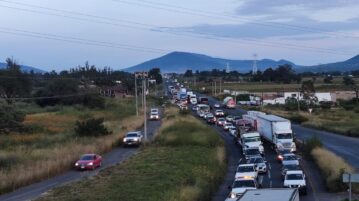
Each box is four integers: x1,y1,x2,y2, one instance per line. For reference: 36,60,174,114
75,154,102,170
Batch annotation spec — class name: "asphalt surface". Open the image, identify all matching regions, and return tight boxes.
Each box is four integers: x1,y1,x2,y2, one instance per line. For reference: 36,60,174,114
199,93,359,169
0,116,161,201
190,108,315,201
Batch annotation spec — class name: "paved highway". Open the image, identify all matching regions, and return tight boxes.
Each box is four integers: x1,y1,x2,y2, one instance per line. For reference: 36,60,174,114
190,108,315,201
0,117,161,201
199,93,359,169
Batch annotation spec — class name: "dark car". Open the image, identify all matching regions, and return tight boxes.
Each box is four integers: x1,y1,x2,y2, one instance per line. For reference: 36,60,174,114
207,116,217,124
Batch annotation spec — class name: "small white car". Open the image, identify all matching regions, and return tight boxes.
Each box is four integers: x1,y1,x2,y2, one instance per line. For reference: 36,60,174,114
223,122,234,131
226,115,234,122
228,126,237,137
213,103,221,108
235,164,258,179
150,108,160,120
284,170,307,195
214,109,225,117
282,153,300,166
226,177,258,200
247,155,267,173
123,131,143,146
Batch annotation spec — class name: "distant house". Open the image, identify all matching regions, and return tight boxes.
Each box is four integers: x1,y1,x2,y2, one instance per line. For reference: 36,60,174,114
100,84,128,98
283,92,333,102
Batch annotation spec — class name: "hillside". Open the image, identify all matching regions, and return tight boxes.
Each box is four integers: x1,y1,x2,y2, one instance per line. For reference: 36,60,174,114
124,52,359,73
298,55,359,73
124,52,296,73
0,62,45,73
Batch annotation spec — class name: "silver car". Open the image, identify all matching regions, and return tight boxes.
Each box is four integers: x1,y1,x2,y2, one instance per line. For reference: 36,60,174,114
247,155,267,173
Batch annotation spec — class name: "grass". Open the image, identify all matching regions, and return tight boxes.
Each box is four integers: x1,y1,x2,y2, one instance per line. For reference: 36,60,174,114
261,107,359,137
311,147,359,192
36,107,227,201
0,97,143,194
190,76,359,93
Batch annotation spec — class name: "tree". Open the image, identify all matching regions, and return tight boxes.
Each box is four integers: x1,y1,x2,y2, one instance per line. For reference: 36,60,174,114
0,58,32,104
75,118,111,137
184,69,193,77
323,75,333,83
148,68,162,84
0,104,25,133
343,76,359,100
301,80,318,109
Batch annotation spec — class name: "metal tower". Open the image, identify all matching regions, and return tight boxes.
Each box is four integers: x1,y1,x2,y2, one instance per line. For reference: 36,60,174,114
252,54,258,75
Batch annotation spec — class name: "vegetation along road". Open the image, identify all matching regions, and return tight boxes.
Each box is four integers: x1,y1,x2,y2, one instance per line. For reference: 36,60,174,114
0,114,161,201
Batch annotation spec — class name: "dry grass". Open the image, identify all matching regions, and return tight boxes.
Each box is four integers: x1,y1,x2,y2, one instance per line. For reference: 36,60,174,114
0,98,143,194
36,106,226,201
311,147,358,192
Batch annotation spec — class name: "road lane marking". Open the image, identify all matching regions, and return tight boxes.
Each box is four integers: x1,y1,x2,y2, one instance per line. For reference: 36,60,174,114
270,181,272,188
268,163,271,170
268,170,271,179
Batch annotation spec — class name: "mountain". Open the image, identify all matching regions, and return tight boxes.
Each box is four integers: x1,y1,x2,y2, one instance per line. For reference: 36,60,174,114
124,52,297,73
299,55,359,73
0,62,46,73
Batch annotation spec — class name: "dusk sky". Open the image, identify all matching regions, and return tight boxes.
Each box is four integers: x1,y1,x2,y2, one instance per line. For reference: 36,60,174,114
1,0,359,71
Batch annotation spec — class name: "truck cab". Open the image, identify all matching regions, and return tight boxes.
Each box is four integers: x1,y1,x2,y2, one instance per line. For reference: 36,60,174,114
237,132,264,155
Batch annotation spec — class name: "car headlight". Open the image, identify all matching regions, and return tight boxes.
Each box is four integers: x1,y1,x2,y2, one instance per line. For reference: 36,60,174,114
134,138,138,141
75,162,79,166
230,192,236,199
123,138,127,142
88,162,93,166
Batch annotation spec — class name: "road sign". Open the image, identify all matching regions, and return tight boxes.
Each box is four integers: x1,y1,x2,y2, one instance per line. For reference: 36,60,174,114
343,173,359,183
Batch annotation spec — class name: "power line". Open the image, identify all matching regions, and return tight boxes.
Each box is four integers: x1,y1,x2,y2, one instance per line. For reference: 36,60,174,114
113,0,359,39
0,3,355,56
0,28,168,54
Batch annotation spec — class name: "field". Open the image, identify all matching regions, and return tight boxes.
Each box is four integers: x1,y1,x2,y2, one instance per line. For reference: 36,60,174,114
36,107,227,201
187,76,358,93
0,98,143,194
261,106,359,137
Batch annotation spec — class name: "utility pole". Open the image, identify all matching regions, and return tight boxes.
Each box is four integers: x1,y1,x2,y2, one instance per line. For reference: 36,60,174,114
220,78,222,95
135,76,138,116
214,80,217,96
143,78,147,142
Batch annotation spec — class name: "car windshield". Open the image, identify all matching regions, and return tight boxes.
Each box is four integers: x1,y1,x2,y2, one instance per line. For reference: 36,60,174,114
284,155,297,160
245,149,260,155
284,165,300,170
244,137,260,143
218,118,225,122
216,110,223,113
126,133,138,137
225,123,232,126
237,166,254,172
277,133,292,139
227,115,233,118
233,180,255,188
249,157,264,163
286,174,303,180
80,155,94,160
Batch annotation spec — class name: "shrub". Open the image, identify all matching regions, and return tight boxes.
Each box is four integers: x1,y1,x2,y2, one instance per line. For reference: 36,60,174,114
320,101,333,110
0,104,25,133
303,137,322,159
75,118,111,137
289,115,308,124
179,108,190,115
82,94,105,109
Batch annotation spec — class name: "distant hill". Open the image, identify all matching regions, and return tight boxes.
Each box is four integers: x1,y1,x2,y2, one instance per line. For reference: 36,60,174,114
124,52,297,73
124,51,359,73
0,62,46,73
298,55,359,73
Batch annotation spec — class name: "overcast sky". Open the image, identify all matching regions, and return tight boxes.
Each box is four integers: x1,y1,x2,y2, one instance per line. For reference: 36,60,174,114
0,0,359,71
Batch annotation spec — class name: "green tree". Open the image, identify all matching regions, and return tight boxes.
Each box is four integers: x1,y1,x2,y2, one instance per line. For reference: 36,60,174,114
184,69,193,77
301,80,318,108
323,75,333,83
0,104,25,133
343,76,359,100
0,58,32,104
148,68,163,84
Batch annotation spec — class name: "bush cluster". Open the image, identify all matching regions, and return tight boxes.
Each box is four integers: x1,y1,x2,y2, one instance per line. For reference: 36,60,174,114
289,115,308,124
74,118,111,137
0,104,25,134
